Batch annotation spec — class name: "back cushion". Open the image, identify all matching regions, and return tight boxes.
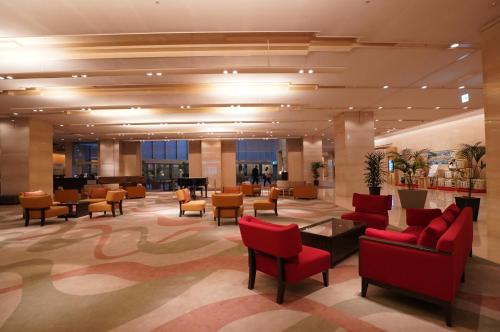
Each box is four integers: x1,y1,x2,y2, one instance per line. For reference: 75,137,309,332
22,190,46,197
366,228,417,244
353,193,391,214
90,187,108,198
418,217,448,248
441,204,461,225
183,189,191,202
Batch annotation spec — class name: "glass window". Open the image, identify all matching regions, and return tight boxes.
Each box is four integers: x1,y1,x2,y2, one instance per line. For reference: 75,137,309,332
153,141,166,160
166,141,177,160
142,141,153,160
72,143,99,177
177,140,188,160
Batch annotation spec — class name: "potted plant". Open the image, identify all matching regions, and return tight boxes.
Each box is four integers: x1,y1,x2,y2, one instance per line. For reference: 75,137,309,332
364,151,386,195
455,142,485,221
389,148,429,208
311,161,324,186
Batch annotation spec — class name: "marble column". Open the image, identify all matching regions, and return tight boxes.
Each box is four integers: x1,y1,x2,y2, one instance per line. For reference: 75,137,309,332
0,118,53,195
119,141,142,176
221,140,237,187
99,139,120,176
481,18,500,251
303,137,323,183
188,140,202,177
334,111,374,198
201,140,222,190
286,138,304,182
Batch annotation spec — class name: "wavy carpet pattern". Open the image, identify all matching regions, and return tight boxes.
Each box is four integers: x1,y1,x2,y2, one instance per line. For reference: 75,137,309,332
0,192,499,331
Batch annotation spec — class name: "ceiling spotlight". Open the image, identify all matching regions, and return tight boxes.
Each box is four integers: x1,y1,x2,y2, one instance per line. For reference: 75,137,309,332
378,106,383,110
232,70,238,75
421,85,428,89
186,105,191,109
450,43,460,49
60,138,65,141
13,112,19,116
6,76,13,79
286,104,291,108
223,70,228,74
308,69,314,74
33,109,38,112
280,104,285,107
146,72,153,76
349,106,354,110
435,106,441,110
155,72,162,76
383,85,389,89
458,85,465,89
407,106,412,109
180,105,184,109
90,132,94,135
81,74,87,78
298,69,304,74
0,76,4,79
375,119,380,122
328,119,332,122
59,124,64,127
398,119,403,122
71,75,78,78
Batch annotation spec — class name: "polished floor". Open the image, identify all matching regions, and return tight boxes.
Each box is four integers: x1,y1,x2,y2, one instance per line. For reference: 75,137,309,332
0,191,499,331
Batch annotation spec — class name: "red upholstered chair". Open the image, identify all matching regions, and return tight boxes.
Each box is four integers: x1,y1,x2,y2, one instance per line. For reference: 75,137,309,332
238,216,330,303
341,193,392,230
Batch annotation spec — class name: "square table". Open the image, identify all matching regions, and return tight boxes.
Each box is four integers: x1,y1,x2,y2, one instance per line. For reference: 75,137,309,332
58,201,90,218
300,218,367,267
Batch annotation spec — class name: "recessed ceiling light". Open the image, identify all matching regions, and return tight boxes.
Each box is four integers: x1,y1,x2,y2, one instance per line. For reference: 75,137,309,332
280,104,285,107
298,69,304,74
0,76,4,80
383,85,389,89
90,132,94,135
348,106,354,110
398,119,403,122
435,106,440,110
60,138,65,141
232,70,238,75
463,106,468,110
421,85,428,89
71,75,78,78
450,43,460,49
13,112,18,115
375,119,380,122
180,105,184,109
6,76,13,79
39,109,43,112
146,72,153,76
33,109,38,112
59,124,64,127
81,74,87,78
378,106,383,110
308,69,314,74
186,105,191,109
223,70,228,74
328,119,332,122
458,85,465,89
374,127,377,130
155,72,162,76
286,104,291,108
407,106,412,109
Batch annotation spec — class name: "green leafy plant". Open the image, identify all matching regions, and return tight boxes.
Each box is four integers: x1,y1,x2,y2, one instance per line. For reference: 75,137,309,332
364,151,386,189
311,161,324,180
389,148,429,190
456,142,486,197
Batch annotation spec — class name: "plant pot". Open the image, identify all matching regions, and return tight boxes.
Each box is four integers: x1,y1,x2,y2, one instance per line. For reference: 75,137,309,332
397,189,428,209
455,196,480,222
369,187,381,195
313,179,319,186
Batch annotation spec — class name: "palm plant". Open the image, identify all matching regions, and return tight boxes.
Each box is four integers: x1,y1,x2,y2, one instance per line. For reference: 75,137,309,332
389,148,429,190
456,142,486,197
363,151,386,192
311,161,324,184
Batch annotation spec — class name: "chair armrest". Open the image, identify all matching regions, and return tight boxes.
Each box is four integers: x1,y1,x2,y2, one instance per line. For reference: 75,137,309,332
406,208,442,227
359,236,457,301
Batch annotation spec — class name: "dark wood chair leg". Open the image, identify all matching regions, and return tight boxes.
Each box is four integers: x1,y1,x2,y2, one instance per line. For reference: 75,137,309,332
217,210,221,226
199,211,202,217
274,204,278,216
65,215,68,221
444,302,453,327
89,212,92,219
119,201,123,215
104,211,107,215
276,258,286,304
254,210,257,217
361,278,368,297
40,209,46,227
461,272,465,283
322,270,329,287
469,250,472,257
248,249,256,290
24,209,30,227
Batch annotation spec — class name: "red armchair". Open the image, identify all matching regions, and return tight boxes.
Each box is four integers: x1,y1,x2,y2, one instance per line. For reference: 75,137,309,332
238,216,330,303
359,204,473,326
341,193,392,230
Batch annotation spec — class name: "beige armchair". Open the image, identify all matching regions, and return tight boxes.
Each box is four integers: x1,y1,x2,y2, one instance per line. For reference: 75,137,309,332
212,193,244,226
253,187,280,217
19,194,69,226
175,188,206,217
88,190,126,218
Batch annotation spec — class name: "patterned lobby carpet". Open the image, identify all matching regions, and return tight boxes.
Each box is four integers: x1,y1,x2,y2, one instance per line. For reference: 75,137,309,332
0,192,499,332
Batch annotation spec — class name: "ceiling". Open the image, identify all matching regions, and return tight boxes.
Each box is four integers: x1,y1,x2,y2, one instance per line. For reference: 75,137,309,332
0,0,499,144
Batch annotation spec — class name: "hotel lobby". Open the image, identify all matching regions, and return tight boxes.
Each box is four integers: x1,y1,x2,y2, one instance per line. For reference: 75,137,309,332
1,1,500,331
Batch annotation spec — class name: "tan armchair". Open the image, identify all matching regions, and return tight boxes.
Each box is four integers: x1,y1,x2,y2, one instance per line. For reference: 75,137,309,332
88,190,126,218
241,183,261,197
80,187,108,204
175,188,206,217
212,193,244,226
253,187,280,217
19,194,69,226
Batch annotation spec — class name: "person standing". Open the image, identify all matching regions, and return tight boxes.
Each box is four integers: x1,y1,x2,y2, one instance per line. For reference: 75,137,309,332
251,165,259,184
263,166,272,186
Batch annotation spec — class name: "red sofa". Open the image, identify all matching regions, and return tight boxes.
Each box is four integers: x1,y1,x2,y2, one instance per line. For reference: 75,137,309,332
341,193,392,230
359,204,473,326
238,216,330,303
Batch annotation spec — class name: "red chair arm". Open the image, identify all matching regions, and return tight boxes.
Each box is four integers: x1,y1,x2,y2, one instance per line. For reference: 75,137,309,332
406,208,442,227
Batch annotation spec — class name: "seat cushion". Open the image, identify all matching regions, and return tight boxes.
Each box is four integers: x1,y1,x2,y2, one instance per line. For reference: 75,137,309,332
418,217,448,248
441,204,461,225
253,200,275,210
89,201,112,212
366,228,417,244
80,198,106,204
341,212,388,230
182,200,206,211
402,226,425,238
89,188,108,199
255,245,330,283
29,206,69,218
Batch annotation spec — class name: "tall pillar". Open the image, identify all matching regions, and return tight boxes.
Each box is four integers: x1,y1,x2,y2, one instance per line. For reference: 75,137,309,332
64,142,73,177
286,138,304,182
201,140,222,190
99,139,120,176
481,19,500,244
188,140,202,177
303,137,323,183
334,111,374,197
119,141,142,176
0,118,53,195
221,140,237,187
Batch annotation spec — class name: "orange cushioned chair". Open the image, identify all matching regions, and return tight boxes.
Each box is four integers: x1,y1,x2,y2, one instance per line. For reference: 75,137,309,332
222,186,241,194
212,193,244,226
88,190,126,218
125,185,146,199
54,189,81,203
241,183,261,197
253,187,280,217
293,184,318,199
19,194,69,226
175,188,206,217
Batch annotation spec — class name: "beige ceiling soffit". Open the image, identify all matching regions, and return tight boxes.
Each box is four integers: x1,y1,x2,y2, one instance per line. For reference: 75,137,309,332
357,41,478,49
288,83,318,90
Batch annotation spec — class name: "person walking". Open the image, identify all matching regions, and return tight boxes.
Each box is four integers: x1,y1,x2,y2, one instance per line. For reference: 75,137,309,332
263,166,272,186
251,166,260,184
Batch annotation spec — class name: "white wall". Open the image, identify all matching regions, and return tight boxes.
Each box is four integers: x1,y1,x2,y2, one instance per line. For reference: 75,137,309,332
375,109,485,151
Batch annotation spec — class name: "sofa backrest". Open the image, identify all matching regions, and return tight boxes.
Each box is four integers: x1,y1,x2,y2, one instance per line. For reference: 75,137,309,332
353,193,392,214
436,207,473,255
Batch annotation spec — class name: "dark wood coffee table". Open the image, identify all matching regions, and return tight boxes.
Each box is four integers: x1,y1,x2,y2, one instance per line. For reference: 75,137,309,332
300,218,366,267
58,201,90,218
